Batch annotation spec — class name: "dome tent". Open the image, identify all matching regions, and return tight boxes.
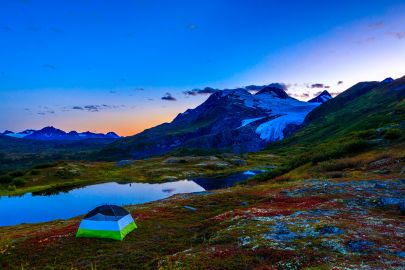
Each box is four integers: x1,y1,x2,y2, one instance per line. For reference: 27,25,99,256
76,205,137,240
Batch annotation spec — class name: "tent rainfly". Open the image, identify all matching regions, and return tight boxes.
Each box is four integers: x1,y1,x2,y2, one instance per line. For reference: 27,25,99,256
76,205,137,240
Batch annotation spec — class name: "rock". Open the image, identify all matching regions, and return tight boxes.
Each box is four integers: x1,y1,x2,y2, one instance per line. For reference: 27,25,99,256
192,191,213,196
163,157,187,164
265,222,297,241
239,236,251,246
231,159,247,166
400,201,405,215
194,161,231,169
379,197,403,207
163,176,178,181
240,201,249,206
182,171,197,177
373,169,391,175
397,251,405,258
346,240,374,253
321,240,347,254
116,160,133,167
183,205,197,211
319,226,344,235
374,183,387,189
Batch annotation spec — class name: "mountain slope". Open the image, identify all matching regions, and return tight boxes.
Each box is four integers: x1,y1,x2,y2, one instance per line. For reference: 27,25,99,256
101,86,322,159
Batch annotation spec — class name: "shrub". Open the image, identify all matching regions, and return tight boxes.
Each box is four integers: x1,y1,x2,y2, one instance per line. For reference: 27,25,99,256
30,170,41,176
0,174,13,184
325,171,344,178
54,168,80,179
383,128,403,140
9,170,25,177
318,158,362,172
311,139,369,164
12,178,26,187
33,162,58,169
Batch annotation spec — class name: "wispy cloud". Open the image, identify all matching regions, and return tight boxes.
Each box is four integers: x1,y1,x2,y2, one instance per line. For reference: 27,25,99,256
310,83,330,89
25,26,41,32
70,104,125,112
50,27,63,33
187,23,198,31
37,107,55,115
161,93,177,101
42,64,57,70
183,87,218,96
290,92,310,99
357,36,376,45
386,31,405,40
1,26,12,32
368,21,384,28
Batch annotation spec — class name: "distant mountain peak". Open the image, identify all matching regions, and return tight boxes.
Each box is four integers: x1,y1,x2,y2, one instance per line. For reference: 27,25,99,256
308,90,332,103
2,127,121,140
255,85,289,99
381,77,394,84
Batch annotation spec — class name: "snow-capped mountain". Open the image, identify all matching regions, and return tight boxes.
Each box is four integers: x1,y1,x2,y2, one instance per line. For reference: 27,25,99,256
1,126,120,140
107,85,328,158
308,90,332,103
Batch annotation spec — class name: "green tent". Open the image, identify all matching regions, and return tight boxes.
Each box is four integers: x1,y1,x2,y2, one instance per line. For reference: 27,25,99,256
76,205,137,240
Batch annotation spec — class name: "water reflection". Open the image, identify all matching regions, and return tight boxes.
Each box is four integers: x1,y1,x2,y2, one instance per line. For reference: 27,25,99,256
0,171,262,226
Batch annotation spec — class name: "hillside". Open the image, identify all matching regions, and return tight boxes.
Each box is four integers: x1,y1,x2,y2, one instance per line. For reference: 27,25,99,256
253,76,405,181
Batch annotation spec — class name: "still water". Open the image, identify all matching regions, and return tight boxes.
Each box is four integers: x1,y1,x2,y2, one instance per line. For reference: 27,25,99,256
0,171,261,226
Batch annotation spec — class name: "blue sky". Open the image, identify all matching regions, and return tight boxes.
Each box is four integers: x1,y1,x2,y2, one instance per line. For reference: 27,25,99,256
1,0,404,135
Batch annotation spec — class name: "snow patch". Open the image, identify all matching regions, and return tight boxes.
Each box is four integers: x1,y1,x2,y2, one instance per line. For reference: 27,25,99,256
255,111,314,142
238,117,265,128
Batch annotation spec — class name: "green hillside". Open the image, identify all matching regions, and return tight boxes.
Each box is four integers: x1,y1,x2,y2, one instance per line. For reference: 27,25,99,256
253,76,405,181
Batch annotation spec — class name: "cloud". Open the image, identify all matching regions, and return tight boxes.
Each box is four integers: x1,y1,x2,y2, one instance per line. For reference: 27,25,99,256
311,83,330,89
268,83,290,91
290,92,309,99
50,27,63,33
25,26,41,32
42,64,57,70
183,87,218,96
187,23,198,31
1,26,12,32
161,93,177,101
69,104,125,112
84,105,100,112
337,81,343,85
386,31,405,40
133,87,144,91
357,36,376,44
330,92,341,97
37,109,55,115
368,21,384,28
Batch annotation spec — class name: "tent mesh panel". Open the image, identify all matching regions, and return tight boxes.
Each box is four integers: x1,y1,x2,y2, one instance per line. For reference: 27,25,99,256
84,205,129,219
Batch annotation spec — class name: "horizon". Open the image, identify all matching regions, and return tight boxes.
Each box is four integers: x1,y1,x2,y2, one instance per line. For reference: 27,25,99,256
1,0,405,136
0,79,398,137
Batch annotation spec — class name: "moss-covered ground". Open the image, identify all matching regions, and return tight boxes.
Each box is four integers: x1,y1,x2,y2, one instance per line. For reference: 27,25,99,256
0,146,404,269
